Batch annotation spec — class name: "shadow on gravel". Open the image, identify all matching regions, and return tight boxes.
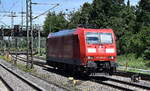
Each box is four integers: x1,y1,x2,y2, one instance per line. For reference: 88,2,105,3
43,67,133,91
43,67,72,77
33,61,46,66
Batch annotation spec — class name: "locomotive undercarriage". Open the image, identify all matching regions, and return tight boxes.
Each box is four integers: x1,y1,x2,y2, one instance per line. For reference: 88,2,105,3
46,60,117,76
85,61,117,75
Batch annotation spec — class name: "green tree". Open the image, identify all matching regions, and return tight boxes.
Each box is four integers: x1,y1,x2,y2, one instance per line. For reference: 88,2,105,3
128,26,150,58
136,0,150,28
79,2,92,25
88,0,125,28
67,11,82,28
67,2,92,28
129,0,150,59
43,12,68,35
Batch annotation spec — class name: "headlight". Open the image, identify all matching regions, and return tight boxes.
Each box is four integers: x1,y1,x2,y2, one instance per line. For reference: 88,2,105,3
87,48,96,53
106,48,115,53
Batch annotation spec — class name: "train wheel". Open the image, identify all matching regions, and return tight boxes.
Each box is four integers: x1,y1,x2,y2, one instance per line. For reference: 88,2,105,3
81,68,91,76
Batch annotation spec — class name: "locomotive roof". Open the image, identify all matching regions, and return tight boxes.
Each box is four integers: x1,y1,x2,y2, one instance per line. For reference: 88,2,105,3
48,29,76,38
48,28,114,38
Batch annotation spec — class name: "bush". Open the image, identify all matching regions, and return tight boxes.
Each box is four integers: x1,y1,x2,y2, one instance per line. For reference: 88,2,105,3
117,53,150,70
143,47,150,59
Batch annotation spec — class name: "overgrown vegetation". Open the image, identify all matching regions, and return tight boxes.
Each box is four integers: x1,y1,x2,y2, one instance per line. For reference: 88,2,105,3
117,54,150,70
0,55,12,62
17,63,37,73
0,55,36,73
117,54,150,74
44,0,150,62
35,48,46,57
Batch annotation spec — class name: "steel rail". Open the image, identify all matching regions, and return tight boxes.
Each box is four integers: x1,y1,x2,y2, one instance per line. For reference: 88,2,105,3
12,55,45,67
115,70,150,81
91,78,134,91
13,55,131,91
0,63,45,91
12,55,150,90
32,55,150,81
11,55,70,91
104,76,150,90
0,76,13,91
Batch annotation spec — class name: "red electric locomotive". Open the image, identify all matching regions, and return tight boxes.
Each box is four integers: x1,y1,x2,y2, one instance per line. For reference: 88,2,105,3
46,28,117,75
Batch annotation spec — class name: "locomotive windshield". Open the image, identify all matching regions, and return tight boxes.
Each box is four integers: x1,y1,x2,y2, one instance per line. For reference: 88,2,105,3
86,32,113,44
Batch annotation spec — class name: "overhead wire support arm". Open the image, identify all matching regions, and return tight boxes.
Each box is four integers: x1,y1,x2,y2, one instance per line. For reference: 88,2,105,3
33,4,59,20
31,2,56,5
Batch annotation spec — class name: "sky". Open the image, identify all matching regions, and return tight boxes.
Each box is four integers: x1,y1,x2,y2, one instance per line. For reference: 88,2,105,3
0,0,139,27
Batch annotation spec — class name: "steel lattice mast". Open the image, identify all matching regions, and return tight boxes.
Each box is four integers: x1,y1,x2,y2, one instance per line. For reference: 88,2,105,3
26,0,33,68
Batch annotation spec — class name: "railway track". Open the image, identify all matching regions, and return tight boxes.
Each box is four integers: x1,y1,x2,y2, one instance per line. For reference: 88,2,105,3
90,77,134,91
11,55,150,91
9,55,71,91
33,55,150,81
32,55,150,81
115,70,150,81
99,76,150,90
0,76,13,91
0,63,45,91
12,55,46,67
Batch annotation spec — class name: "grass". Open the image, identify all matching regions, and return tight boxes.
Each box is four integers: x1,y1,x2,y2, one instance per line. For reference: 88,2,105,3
117,53,150,74
0,55,12,62
0,55,4,59
17,63,37,73
35,53,46,57
0,55,36,73
38,48,46,57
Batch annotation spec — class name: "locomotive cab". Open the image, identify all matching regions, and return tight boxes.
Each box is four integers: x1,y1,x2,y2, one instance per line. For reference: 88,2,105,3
83,29,117,74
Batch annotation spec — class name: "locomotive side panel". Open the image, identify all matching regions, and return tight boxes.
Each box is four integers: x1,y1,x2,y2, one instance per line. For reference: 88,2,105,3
73,35,81,61
62,35,73,58
47,34,82,65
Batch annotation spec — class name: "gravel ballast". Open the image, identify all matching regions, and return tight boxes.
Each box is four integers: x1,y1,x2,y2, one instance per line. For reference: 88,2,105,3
0,79,9,91
0,59,66,91
0,63,36,91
